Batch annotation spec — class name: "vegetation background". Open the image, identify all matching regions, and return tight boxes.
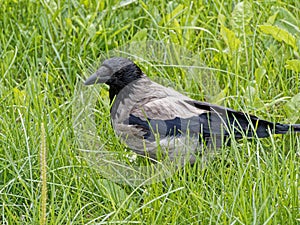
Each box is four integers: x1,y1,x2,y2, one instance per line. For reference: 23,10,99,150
0,0,299,224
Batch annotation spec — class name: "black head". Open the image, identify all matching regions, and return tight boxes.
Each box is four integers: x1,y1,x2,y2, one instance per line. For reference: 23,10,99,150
84,57,144,101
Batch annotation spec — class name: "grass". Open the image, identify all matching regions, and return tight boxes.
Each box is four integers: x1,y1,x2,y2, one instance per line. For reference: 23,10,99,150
0,0,299,224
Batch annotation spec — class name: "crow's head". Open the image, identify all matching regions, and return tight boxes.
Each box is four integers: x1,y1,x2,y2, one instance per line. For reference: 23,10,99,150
84,57,143,88
84,57,144,102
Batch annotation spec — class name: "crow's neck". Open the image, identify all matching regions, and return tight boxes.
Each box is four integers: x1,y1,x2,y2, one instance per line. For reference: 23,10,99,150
108,64,143,103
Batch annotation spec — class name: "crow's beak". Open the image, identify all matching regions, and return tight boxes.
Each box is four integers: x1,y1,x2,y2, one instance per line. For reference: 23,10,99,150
84,66,111,85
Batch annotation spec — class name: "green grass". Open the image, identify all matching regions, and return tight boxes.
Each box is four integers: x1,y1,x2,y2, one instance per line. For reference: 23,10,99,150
1,0,300,224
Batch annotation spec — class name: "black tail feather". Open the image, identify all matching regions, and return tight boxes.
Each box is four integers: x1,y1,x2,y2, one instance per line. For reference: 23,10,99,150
289,124,300,133
188,100,300,139
225,112,300,138
273,123,300,135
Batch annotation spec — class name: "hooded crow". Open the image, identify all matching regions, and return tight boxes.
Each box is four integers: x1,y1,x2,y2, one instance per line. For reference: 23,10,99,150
84,57,300,165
